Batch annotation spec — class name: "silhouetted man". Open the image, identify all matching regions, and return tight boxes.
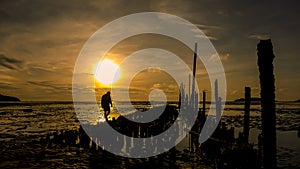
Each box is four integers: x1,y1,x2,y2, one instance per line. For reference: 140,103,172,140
101,91,112,118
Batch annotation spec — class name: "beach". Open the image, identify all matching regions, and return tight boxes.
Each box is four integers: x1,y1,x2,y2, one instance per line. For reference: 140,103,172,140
0,101,299,168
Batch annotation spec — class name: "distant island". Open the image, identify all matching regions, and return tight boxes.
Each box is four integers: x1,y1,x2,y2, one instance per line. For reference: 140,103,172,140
0,94,20,102
234,97,261,103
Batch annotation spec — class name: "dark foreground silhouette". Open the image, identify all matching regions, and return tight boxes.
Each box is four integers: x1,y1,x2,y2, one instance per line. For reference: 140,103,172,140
3,104,260,169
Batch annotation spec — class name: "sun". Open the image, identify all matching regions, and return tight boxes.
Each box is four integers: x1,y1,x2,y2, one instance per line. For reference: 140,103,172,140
94,60,120,85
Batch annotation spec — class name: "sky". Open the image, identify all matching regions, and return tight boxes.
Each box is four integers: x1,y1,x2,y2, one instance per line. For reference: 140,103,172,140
0,0,299,101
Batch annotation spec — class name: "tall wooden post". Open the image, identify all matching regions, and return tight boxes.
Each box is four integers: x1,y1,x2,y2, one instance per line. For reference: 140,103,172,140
244,87,251,143
191,43,198,110
257,39,277,169
202,90,206,116
192,43,197,78
214,80,221,119
189,74,191,101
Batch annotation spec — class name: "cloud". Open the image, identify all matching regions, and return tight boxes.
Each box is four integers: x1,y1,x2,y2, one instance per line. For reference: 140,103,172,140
195,34,218,40
0,0,299,101
194,23,221,30
147,67,162,73
152,83,161,88
0,83,19,90
219,53,230,61
209,53,229,62
27,81,71,91
0,54,22,70
278,88,288,92
248,34,270,40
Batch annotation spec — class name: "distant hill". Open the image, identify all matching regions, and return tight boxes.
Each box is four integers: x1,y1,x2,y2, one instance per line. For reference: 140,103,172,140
0,94,20,102
234,97,261,103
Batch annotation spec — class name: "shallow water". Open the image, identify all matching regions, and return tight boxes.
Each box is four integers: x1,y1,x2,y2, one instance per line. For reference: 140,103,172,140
0,101,299,168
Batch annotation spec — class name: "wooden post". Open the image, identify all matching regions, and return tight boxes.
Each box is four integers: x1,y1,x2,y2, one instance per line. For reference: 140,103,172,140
214,80,221,119
202,90,206,116
244,87,251,142
189,74,191,100
257,39,277,169
192,43,197,78
189,43,198,110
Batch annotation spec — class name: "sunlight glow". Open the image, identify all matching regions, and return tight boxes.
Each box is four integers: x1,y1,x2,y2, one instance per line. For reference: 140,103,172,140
94,60,120,85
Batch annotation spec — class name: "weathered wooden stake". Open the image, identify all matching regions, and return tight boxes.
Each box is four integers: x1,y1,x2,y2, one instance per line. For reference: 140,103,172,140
257,39,277,169
214,80,221,119
202,90,206,116
244,87,251,142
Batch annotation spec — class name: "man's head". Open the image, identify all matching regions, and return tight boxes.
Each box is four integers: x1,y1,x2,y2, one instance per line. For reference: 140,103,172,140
107,91,111,95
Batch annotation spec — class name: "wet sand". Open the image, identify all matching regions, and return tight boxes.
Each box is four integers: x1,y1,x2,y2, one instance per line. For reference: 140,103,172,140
0,102,299,168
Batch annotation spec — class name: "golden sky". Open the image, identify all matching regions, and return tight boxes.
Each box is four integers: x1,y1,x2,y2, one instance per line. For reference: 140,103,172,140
0,0,299,101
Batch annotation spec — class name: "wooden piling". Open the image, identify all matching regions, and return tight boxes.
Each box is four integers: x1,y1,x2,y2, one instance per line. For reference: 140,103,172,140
257,39,277,169
244,87,251,142
214,80,221,119
202,90,206,116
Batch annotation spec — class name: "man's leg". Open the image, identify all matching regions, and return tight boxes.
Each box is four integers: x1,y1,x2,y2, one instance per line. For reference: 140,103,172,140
104,110,108,121
107,107,110,116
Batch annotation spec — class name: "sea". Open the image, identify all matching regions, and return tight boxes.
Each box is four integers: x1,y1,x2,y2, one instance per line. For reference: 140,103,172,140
0,101,299,168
